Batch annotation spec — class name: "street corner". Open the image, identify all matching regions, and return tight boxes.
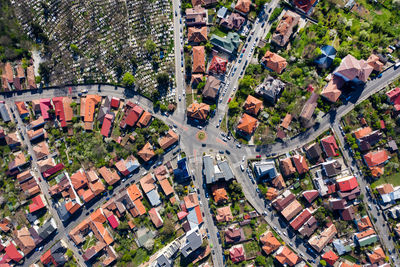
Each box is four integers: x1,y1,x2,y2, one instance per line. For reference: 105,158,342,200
196,130,208,142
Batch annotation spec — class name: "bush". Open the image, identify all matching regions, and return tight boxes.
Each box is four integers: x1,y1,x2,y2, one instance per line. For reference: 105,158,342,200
269,7,283,22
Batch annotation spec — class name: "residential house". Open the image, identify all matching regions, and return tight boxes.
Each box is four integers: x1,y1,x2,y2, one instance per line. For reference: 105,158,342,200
229,244,245,263
367,54,384,72
271,11,300,47
202,76,220,102
39,98,53,120
272,190,295,211
120,101,144,129
260,231,281,255
149,208,164,228
99,166,121,185
158,129,179,150
208,56,228,75
322,160,342,177
185,6,207,27
210,32,240,54
211,184,228,203
29,194,46,213
0,103,11,122
100,113,114,137
5,132,21,148
367,247,386,265
14,227,36,255
220,13,245,31
27,65,36,89
27,128,45,142
280,113,292,130
266,187,278,200
321,250,339,266
202,155,235,184
180,227,202,257
33,141,50,160
15,101,29,118
192,46,205,73
126,183,146,216
363,150,388,168
253,160,278,181
225,226,245,244
29,116,46,130
261,51,287,74
216,206,233,222
341,205,355,221
138,142,156,162
302,190,319,204
298,216,318,237
280,157,296,177
140,173,161,207
354,228,378,247
52,97,73,127
356,130,382,151
309,224,337,252
188,27,208,43
243,95,263,116
386,87,400,111
292,154,309,174
236,113,258,137
235,0,252,15
3,243,23,263
8,151,27,172
376,183,400,204
137,111,152,128
114,155,140,177
290,208,312,230
275,246,299,266
281,199,302,221
82,95,102,130
184,193,203,229
321,135,339,158
254,76,285,103
187,103,210,120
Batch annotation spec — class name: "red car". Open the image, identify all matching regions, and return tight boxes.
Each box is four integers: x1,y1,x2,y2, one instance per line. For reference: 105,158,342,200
228,98,232,103
242,49,246,53
256,155,261,158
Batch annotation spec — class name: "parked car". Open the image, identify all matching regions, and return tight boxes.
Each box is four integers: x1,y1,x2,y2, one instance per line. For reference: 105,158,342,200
236,143,241,148
256,155,261,158
240,165,245,172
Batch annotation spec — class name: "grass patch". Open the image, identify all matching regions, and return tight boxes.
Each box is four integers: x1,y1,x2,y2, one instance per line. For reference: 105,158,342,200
371,172,400,189
243,225,253,239
221,113,228,132
132,248,149,266
209,26,228,38
342,254,358,263
185,93,193,108
82,235,97,250
243,241,259,258
255,222,268,239
197,131,206,140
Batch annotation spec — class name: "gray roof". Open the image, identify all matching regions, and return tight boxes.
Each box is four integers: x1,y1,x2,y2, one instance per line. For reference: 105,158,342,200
57,203,70,222
203,155,214,184
322,160,342,177
255,76,285,103
180,227,202,257
146,189,161,207
154,254,172,267
217,7,228,18
0,103,11,122
253,160,277,180
332,239,353,255
38,219,57,240
217,161,234,181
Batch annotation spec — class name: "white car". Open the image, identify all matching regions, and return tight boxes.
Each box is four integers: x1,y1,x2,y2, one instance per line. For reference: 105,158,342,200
240,164,244,171
197,125,202,130
242,156,245,162
236,144,241,148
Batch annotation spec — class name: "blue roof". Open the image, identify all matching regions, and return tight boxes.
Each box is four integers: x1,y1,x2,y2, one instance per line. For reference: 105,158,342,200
174,158,190,181
126,159,140,173
0,104,11,122
315,45,336,68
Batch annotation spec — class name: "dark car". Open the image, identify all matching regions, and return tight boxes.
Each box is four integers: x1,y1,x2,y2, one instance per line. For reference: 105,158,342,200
225,150,231,154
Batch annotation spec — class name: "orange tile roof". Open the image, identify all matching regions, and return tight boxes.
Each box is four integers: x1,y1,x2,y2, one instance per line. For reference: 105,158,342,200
367,54,384,72
275,246,299,266
321,75,344,102
14,227,36,255
16,65,24,78
137,111,152,128
70,170,88,190
212,185,228,203
357,216,372,231
82,189,95,202
127,183,142,201
192,46,206,73
188,27,208,43
237,113,258,135
216,206,233,222
260,231,281,255
27,65,36,89
9,151,26,170
353,127,372,139
159,178,174,196
309,224,337,252
15,101,29,116
89,180,106,196
235,0,251,13
3,62,13,82
138,142,155,162
371,166,384,177
364,150,388,167
65,201,81,214
187,103,210,120
98,166,120,185
62,97,74,122
271,10,300,47
281,199,302,221
356,228,376,240
84,95,101,122
158,129,179,150
133,199,146,216
266,187,278,200
376,183,394,195
368,247,385,264
80,97,86,116
244,95,263,115
33,141,50,160
139,173,156,193
184,193,199,209
271,174,286,189
280,157,296,177
261,51,287,74
280,113,293,129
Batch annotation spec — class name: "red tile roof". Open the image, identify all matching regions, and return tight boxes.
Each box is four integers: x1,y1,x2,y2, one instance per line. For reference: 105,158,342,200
293,0,317,13
15,101,28,116
337,176,358,192
237,113,258,135
302,190,319,204
39,99,53,120
290,208,311,230
322,250,339,266
192,46,205,73
292,154,309,174
110,97,120,108
229,244,245,263
235,0,251,14
107,215,119,229
149,208,163,228
386,87,400,111
261,51,287,74
5,243,23,263
52,97,67,127
208,56,228,74
29,195,45,213
321,135,339,158
244,95,263,116
100,114,114,137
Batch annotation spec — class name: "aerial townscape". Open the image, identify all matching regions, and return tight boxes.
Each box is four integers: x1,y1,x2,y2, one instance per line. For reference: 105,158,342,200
0,0,400,266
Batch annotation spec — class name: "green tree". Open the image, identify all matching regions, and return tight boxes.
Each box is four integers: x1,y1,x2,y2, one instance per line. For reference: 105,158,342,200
69,44,80,54
228,100,240,116
320,259,327,266
332,57,342,68
144,39,157,54
122,72,135,87
156,72,170,88
255,255,267,266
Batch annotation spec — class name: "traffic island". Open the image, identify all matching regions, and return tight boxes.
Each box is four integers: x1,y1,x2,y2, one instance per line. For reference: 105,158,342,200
197,130,207,142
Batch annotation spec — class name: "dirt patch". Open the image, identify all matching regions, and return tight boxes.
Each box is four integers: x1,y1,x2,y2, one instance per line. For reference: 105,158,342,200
302,43,317,59
351,3,371,19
